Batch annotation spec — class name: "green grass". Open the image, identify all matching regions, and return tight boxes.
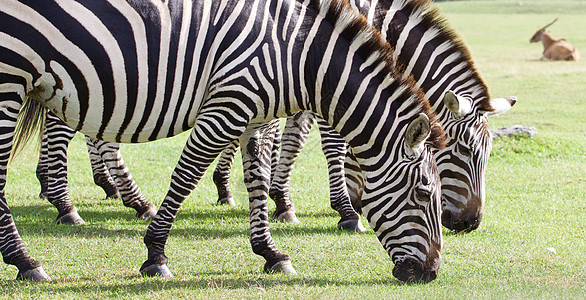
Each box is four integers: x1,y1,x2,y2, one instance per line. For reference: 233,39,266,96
1,0,585,298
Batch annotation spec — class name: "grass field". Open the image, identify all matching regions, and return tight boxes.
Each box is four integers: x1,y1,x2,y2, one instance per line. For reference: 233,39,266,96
1,0,585,299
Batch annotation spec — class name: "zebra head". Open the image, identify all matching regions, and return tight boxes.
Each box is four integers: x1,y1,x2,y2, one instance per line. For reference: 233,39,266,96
360,114,443,283
437,91,516,232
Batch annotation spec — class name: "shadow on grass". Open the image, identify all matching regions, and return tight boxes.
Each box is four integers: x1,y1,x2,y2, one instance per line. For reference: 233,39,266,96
11,203,371,240
0,272,410,294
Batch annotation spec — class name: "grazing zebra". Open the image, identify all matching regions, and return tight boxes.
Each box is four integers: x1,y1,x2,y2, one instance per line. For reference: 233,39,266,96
35,111,157,225
213,0,516,233
0,0,445,283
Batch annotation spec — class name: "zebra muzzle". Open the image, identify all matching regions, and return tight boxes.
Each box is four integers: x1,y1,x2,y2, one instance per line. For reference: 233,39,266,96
392,257,439,283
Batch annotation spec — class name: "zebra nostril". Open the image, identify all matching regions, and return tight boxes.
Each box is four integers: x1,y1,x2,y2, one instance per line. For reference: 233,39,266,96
456,216,480,233
441,208,483,233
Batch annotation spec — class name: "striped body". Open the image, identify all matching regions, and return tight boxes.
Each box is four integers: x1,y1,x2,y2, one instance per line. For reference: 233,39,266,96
212,0,515,232
1,0,444,282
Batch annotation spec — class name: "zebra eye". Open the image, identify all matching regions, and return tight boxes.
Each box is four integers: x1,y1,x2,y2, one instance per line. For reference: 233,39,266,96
415,188,432,202
458,143,473,157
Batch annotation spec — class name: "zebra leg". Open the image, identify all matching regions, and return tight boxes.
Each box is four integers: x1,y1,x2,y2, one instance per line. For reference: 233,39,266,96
316,118,365,233
269,111,316,224
44,112,85,225
344,150,364,214
212,140,239,206
85,137,157,221
85,137,120,199
242,121,295,274
140,113,245,277
35,130,49,199
268,123,282,185
212,124,281,207
0,99,50,281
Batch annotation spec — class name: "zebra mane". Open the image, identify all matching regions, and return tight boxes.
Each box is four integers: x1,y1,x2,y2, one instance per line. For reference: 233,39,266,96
391,0,493,113
309,0,445,150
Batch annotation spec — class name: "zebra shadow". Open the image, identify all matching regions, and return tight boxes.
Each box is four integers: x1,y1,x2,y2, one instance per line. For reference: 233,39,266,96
10,203,369,240
23,274,406,294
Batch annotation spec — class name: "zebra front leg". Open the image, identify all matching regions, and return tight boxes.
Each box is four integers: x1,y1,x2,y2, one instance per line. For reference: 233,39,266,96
86,138,156,221
212,140,239,206
269,111,316,224
140,114,244,277
316,119,365,233
0,99,50,281
85,137,120,199
242,122,295,274
44,112,84,225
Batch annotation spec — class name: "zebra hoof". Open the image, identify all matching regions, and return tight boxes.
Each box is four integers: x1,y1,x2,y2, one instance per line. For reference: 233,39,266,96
337,219,367,233
266,260,297,274
140,262,174,277
56,211,85,225
38,192,47,200
274,211,300,224
137,207,158,221
16,267,51,282
106,192,121,199
217,197,235,206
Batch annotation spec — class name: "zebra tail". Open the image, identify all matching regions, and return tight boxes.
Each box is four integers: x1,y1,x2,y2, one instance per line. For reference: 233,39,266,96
11,97,47,162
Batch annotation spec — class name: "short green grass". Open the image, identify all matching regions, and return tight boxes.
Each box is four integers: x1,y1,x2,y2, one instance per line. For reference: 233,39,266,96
1,1,585,299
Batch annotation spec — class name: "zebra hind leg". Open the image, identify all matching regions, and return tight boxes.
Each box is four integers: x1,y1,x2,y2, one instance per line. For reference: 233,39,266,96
86,137,120,199
44,112,84,225
212,140,239,206
268,112,317,224
316,118,366,233
242,121,296,274
35,131,49,199
0,97,50,281
267,124,303,224
86,137,157,221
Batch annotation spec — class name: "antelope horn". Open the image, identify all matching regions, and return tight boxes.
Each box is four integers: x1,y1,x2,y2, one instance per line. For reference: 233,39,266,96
541,18,558,30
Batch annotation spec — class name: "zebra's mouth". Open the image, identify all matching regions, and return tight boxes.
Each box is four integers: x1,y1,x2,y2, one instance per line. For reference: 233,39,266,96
441,207,482,233
392,257,439,284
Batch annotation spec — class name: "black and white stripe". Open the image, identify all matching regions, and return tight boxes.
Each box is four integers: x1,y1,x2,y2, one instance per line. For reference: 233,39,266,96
211,0,515,233
1,0,444,283
36,111,156,225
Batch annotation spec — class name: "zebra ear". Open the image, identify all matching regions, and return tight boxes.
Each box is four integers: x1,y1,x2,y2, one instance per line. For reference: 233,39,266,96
481,96,517,117
444,91,472,117
405,113,431,157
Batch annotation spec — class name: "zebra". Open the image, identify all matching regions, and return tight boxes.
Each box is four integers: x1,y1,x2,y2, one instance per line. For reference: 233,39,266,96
0,0,445,283
212,0,516,233
35,111,157,225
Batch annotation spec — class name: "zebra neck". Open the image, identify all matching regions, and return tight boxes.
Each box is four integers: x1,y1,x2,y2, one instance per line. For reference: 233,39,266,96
297,6,426,163
357,0,490,119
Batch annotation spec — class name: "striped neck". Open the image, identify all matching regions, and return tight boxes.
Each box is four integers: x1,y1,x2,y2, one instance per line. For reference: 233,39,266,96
353,0,492,118
297,0,442,155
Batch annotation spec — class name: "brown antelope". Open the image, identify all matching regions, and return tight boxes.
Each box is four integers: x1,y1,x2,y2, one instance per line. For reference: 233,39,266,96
530,18,580,61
